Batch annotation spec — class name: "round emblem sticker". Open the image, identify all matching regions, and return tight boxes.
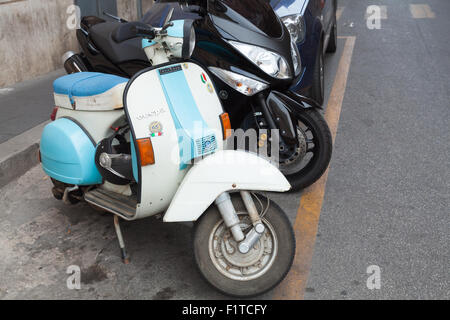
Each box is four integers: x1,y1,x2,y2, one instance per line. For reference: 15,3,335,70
150,121,163,137
207,83,214,93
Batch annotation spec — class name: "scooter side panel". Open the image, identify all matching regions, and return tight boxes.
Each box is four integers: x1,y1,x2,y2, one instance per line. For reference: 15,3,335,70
163,150,291,223
40,118,103,186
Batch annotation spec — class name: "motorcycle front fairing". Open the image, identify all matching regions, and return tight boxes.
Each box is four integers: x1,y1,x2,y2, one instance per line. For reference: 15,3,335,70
205,0,294,89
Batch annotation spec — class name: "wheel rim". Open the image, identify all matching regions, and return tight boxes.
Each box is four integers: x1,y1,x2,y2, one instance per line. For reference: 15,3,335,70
278,118,321,176
278,126,308,173
240,113,322,177
208,213,278,281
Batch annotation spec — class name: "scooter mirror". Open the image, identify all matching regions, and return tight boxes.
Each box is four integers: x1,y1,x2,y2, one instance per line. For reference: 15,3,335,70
207,0,226,12
163,8,175,27
103,11,128,23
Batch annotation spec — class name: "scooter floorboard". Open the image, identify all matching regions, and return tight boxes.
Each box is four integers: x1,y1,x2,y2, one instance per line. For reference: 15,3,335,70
85,188,137,219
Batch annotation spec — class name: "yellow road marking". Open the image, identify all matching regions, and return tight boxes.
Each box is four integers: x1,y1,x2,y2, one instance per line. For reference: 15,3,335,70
410,4,435,19
336,7,344,21
272,36,356,300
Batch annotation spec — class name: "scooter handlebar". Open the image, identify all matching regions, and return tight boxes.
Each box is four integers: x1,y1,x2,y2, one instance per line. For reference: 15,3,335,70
112,22,156,43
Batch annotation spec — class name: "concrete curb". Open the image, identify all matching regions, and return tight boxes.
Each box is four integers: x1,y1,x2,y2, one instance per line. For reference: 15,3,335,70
0,122,49,188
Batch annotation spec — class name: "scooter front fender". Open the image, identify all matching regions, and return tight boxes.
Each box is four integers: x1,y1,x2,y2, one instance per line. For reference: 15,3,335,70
163,150,291,223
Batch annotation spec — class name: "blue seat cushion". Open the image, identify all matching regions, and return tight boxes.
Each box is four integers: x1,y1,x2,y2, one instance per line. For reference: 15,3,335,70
53,72,128,99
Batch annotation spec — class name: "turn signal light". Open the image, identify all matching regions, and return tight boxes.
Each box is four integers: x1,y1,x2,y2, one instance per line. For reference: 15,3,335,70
50,107,59,121
136,138,155,166
220,113,232,140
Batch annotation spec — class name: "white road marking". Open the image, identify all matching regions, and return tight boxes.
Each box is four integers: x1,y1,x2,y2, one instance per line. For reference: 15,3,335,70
0,88,14,95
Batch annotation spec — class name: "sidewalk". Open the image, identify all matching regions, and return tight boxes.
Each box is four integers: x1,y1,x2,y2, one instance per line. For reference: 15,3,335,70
0,69,64,144
0,69,64,187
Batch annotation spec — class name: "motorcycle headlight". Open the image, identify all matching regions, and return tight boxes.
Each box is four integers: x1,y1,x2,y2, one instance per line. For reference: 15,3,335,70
229,41,292,80
188,25,196,57
281,14,306,44
208,67,269,96
291,41,302,76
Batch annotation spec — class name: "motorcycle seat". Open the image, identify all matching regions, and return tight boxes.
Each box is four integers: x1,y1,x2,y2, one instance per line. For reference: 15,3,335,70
53,72,128,111
89,22,148,64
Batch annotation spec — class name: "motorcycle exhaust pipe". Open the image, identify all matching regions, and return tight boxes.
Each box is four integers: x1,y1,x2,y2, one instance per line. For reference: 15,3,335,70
62,51,88,74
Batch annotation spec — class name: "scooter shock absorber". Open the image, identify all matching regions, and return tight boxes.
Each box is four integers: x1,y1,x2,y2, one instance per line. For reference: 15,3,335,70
238,191,266,254
215,193,245,242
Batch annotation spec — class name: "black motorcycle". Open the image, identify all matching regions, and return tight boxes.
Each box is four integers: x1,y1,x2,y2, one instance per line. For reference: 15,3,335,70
65,0,332,191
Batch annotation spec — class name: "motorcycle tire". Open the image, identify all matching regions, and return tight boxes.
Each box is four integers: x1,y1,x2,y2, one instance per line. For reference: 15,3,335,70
283,108,332,191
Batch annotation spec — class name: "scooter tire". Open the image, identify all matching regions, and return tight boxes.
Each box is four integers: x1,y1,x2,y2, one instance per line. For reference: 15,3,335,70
193,193,295,298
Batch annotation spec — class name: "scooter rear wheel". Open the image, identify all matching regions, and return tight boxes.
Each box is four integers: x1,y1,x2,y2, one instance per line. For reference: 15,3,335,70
193,193,295,297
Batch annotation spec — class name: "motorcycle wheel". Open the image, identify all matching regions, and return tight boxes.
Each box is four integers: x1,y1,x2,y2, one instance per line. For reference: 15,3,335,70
241,108,332,191
193,193,295,298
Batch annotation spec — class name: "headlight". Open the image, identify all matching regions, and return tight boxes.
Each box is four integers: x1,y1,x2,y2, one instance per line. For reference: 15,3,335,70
188,25,196,57
181,20,196,59
229,41,292,79
291,41,302,76
208,67,269,96
281,14,306,44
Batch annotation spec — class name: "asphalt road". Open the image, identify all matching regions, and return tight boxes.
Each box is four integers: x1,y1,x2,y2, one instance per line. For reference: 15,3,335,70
0,70,64,144
304,0,449,299
0,0,448,300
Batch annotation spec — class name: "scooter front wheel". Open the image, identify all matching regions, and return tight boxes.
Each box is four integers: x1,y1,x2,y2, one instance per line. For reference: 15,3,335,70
193,193,295,297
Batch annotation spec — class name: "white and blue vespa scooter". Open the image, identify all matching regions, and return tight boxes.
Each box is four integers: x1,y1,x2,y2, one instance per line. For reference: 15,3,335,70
40,15,295,297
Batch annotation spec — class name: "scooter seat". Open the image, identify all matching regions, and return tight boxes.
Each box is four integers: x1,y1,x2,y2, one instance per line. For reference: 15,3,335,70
53,72,128,111
89,22,148,64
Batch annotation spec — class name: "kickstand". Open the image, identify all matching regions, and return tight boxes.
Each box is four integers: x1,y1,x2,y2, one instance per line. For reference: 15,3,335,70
113,215,130,264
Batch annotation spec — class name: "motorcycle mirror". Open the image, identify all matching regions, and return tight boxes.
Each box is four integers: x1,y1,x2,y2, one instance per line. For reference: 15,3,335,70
181,3,207,15
103,11,127,23
163,8,175,27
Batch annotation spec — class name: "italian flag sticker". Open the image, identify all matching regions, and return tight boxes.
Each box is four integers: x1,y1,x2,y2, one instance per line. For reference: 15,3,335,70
201,73,207,84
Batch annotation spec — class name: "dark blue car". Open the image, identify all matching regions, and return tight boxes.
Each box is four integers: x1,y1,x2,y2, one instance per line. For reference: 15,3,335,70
271,0,338,105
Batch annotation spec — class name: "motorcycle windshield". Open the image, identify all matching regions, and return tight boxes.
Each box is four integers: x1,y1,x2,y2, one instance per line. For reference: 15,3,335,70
141,1,204,27
209,0,282,38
